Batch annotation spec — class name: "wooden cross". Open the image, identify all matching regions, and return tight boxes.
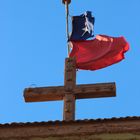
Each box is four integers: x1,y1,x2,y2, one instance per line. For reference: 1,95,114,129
24,58,116,121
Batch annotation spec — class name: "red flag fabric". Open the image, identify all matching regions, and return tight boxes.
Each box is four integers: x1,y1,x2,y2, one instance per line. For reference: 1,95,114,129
69,34,130,70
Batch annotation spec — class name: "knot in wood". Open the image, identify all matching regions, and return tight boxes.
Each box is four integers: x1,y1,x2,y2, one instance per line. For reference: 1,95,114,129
66,57,73,62
66,64,73,71
66,68,72,72
110,85,115,90
51,88,57,93
65,108,70,112
65,87,73,92
65,98,72,102
25,88,33,93
81,88,86,93
95,87,100,91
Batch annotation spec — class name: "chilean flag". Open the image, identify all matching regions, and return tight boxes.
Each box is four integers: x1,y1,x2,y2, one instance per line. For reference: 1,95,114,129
69,35,130,70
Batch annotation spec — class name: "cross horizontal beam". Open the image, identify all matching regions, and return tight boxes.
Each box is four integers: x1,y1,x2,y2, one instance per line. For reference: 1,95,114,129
24,82,116,103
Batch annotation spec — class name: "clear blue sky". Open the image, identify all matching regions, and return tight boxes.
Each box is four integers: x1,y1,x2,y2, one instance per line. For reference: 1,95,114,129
0,0,140,124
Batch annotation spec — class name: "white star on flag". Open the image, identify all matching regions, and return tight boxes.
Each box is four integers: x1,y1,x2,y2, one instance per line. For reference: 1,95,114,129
82,17,93,37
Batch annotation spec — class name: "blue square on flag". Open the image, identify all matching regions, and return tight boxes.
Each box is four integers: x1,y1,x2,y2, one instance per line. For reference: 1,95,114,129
69,11,95,41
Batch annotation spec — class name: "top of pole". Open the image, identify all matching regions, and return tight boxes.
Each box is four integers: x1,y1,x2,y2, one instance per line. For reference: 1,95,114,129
62,0,71,4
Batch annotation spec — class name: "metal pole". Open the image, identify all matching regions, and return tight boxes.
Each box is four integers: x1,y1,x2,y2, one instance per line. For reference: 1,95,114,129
65,1,71,56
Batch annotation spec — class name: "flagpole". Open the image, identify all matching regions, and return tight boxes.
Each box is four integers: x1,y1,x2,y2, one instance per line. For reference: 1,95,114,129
62,0,71,57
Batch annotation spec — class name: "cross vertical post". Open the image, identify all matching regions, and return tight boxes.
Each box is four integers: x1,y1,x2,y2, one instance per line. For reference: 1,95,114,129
64,57,76,121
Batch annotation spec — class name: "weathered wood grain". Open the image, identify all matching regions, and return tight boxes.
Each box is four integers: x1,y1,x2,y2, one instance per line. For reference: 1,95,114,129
24,82,116,102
